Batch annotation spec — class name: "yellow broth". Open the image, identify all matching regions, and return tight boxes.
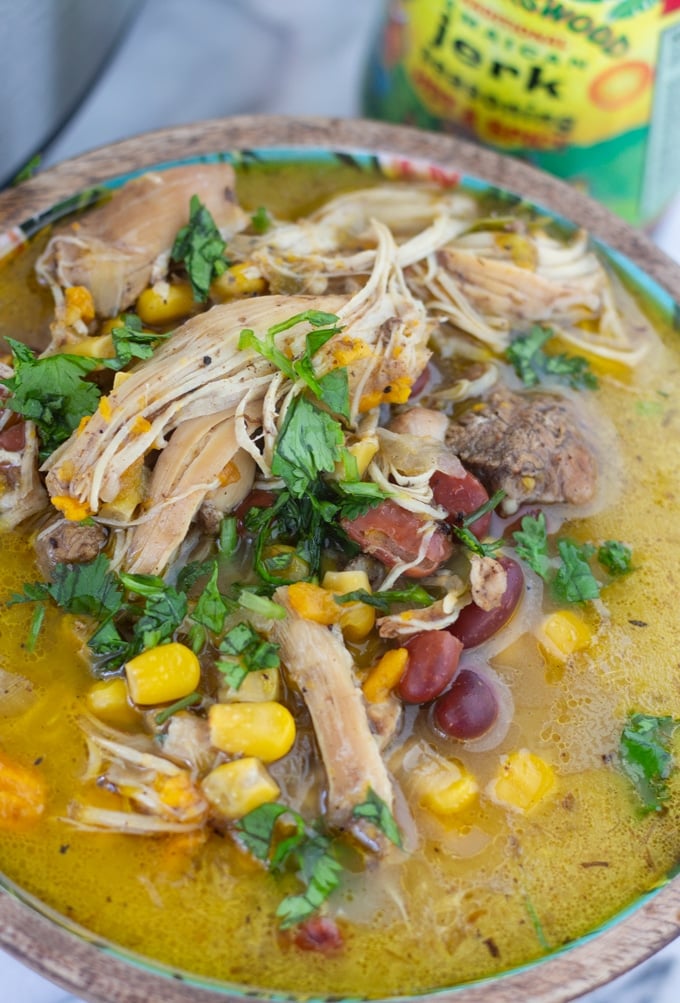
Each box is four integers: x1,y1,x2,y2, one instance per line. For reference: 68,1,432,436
1,163,680,997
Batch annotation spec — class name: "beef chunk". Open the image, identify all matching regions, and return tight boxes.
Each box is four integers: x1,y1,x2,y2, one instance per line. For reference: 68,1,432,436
445,388,596,513
35,517,108,576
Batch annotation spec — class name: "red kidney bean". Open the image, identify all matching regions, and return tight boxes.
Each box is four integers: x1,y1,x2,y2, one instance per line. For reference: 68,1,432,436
342,500,452,578
449,556,524,648
233,489,277,533
292,915,344,954
430,468,491,538
397,630,463,704
432,667,499,740
0,420,26,452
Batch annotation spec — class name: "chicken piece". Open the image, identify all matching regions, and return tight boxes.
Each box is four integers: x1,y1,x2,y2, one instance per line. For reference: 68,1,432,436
124,412,253,575
272,589,398,853
445,387,597,514
36,163,248,323
161,713,215,775
34,516,107,576
44,294,345,517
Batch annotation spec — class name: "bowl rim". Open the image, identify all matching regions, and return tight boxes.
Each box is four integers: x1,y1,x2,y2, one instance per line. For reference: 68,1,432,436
1,113,680,1003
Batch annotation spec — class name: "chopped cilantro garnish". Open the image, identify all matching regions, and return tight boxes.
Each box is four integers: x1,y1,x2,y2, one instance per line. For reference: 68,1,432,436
352,789,402,847
552,540,599,603
155,692,202,726
512,515,630,604
105,313,171,370
512,512,551,580
171,194,228,301
218,516,238,558
250,206,271,234
190,562,230,634
238,310,346,413
335,584,433,613
235,794,401,929
1,338,100,459
452,524,503,558
619,713,677,814
271,395,345,497
217,622,280,690
506,325,598,391
598,540,633,576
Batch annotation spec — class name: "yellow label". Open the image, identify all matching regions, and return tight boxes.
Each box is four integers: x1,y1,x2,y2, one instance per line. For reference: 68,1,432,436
365,0,680,222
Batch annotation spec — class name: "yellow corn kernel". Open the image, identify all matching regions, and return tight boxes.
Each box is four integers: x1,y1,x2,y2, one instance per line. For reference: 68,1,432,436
125,642,201,706
68,333,116,360
85,678,139,728
136,281,196,325
208,701,296,762
210,262,266,301
362,648,408,703
418,759,479,816
201,758,279,820
346,437,379,477
287,581,340,625
488,750,556,814
538,610,592,659
219,667,281,704
99,315,124,337
64,285,95,325
0,750,47,831
50,495,91,522
322,569,376,641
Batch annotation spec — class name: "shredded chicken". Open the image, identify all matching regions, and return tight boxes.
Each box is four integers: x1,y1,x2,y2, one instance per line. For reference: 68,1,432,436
67,716,209,835
36,164,248,340
271,588,399,854
468,555,507,612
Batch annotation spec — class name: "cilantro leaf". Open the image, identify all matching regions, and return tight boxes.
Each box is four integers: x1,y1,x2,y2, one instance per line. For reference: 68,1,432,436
1,338,100,459
250,206,272,234
105,314,170,371
598,540,633,576
234,802,291,861
352,789,402,847
217,622,280,690
553,539,599,603
506,325,598,391
335,584,433,613
47,554,124,620
513,512,551,580
271,395,345,497
190,562,231,634
171,194,227,301
132,588,188,651
238,311,344,412
452,524,504,558
236,803,343,929
155,692,202,726
619,713,677,813
276,835,343,929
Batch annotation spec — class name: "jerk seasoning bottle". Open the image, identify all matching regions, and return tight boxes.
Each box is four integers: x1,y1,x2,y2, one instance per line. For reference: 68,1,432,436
363,0,680,225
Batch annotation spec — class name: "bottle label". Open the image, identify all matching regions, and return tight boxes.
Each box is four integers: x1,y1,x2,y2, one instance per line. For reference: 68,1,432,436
364,0,680,224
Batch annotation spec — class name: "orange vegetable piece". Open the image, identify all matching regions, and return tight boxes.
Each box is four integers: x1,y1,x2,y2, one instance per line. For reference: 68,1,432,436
0,750,47,831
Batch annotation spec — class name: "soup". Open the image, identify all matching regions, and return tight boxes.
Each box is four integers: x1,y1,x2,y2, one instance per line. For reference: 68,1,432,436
1,157,680,999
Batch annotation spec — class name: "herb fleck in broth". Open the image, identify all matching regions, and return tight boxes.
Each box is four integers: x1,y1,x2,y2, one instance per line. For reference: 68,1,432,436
1,158,680,998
